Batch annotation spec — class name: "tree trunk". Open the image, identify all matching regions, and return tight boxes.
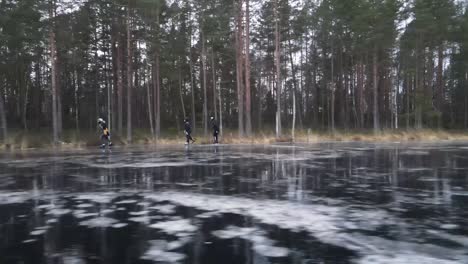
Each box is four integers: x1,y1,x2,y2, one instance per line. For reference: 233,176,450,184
218,76,223,139
126,3,132,143
189,48,196,132
235,0,244,137
211,50,217,121
57,88,62,138
201,32,208,137
357,57,364,128
147,67,154,136
179,63,186,119
117,35,124,133
154,4,161,138
49,0,58,143
436,44,444,127
330,44,335,133
373,47,380,133
292,83,296,141
154,56,161,138
274,0,282,138
105,48,112,132
330,54,336,134
288,29,300,132
244,0,252,136
22,81,29,130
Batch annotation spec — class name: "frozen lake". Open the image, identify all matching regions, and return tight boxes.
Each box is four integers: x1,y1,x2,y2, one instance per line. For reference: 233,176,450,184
0,143,467,264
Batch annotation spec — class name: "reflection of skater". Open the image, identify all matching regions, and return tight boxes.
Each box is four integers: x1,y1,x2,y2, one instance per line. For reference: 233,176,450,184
210,116,219,144
98,118,112,148
184,118,195,145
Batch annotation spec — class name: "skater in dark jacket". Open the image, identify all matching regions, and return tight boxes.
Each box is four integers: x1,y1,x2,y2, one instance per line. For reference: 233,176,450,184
98,118,112,148
184,118,195,145
210,116,219,144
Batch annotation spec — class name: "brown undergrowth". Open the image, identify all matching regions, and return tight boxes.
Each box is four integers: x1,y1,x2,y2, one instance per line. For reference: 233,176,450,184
2,129,468,150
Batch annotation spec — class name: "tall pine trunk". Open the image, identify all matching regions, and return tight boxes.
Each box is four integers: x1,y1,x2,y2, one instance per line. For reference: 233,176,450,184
218,76,223,139
147,67,154,136
117,36,124,133
357,58,364,128
274,0,282,138
331,47,335,133
189,46,196,132
126,3,132,142
179,63,186,119
373,47,380,133
244,0,252,136
201,32,208,137
211,51,217,121
49,0,58,143
235,0,244,137
436,44,444,128
154,3,161,138
288,29,300,132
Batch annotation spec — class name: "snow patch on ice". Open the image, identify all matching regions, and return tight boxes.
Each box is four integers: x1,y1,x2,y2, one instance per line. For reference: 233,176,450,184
46,219,58,224
440,224,459,230
142,240,187,262
149,219,197,235
150,204,176,214
74,193,116,204
145,191,466,263
112,223,128,228
116,199,138,205
76,203,94,208
359,254,460,264
80,217,118,228
212,226,289,258
129,210,149,216
30,229,47,236
47,208,72,216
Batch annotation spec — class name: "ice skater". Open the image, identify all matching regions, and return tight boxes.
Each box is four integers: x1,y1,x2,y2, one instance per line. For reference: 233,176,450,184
98,118,112,148
184,118,195,145
210,116,219,144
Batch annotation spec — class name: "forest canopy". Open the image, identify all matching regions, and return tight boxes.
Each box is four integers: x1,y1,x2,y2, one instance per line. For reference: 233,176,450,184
1,0,468,143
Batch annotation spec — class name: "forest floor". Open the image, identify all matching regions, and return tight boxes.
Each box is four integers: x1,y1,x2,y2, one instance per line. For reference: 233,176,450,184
3,129,468,150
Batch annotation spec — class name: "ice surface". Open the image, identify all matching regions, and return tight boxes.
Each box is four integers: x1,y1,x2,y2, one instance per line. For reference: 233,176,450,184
146,191,466,262
128,216,151,224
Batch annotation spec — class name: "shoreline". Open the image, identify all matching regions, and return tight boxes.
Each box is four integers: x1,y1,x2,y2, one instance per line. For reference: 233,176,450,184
2,130,468,151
